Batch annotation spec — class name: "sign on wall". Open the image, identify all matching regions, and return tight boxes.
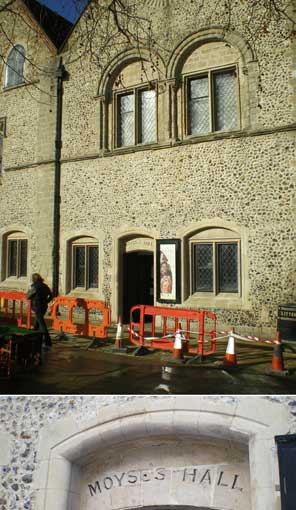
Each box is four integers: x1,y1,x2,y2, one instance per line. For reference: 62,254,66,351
156,239,181,303
84,463,250,510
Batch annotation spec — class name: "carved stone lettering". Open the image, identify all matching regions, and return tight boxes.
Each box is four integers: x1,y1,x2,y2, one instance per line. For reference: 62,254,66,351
87,465,245,497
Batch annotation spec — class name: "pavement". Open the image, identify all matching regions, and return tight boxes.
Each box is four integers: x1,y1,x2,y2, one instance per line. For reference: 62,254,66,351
1,328,296,395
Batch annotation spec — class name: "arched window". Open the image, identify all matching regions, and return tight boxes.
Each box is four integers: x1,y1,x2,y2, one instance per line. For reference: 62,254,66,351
70,237,99,291
4,232,28,279
189,227,241,297
98,55,162,151
182,41,241,137
5,45,25,88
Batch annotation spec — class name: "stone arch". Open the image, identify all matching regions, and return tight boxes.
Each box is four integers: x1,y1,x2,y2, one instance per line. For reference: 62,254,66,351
177,219,250,308
0,224,33,285
97,48,166,97
167,27,255,79
111,227,159,322
167,27,258,132
35,396,287,510
61,228,105,297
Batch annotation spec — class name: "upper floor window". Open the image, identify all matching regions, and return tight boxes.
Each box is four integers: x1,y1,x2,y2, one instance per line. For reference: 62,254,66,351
5,45,25,88
187,68,238,136
116,87,157,147
6,233,28,278
190,228,240,296
71,237,99,291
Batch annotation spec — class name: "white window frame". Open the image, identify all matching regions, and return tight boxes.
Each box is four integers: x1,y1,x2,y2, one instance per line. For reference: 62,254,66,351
113,83,158,149
184,64,240,137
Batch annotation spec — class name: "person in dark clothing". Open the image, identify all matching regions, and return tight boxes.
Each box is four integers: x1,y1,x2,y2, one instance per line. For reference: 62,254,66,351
26,273,53,349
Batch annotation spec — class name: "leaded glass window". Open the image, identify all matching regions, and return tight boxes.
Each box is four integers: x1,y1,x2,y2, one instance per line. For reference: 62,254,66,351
191,241,239,295
5,45,25,87
72,240,99,290
192,244,213,292
118,93,134,147
189,77,209,135
7,237,27,278
187,67,238,135
116,87,157,147
214,70,237,131
140,89,156,143
218,243,238,292
88,246,99,288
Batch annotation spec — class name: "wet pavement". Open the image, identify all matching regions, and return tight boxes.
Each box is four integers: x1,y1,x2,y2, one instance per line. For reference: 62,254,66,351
1,333,296,395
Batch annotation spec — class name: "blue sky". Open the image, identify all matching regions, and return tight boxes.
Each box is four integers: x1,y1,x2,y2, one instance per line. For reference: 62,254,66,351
38,0,87,23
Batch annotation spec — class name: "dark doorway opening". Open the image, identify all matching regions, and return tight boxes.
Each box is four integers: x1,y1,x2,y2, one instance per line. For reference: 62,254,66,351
123,251,154,324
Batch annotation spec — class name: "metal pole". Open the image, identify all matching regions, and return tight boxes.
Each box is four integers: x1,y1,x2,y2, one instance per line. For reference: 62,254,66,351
52,58,66,297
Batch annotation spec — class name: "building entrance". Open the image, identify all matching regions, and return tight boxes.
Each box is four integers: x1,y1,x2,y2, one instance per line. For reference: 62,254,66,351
123,251,154,323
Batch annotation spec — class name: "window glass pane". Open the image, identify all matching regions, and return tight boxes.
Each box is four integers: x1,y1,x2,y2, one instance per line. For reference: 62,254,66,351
218,243,238,292
118,93,134,146
140,89,156,143
88,246,98,288
6,45,25,87
214,70,237,131
19,239,27,277
8,240,17,276
74,246,85,287
192,244,213,292
189,77,209,135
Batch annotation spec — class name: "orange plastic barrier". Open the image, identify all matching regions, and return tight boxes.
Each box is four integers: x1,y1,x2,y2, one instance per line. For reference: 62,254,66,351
51,296,111,338
0,291,32,329
129,304,217,356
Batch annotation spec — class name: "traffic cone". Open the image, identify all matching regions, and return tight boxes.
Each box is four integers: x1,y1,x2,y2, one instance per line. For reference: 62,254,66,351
271,331,285,372
114,316,123,349
223,330,237,367
173,327,184,360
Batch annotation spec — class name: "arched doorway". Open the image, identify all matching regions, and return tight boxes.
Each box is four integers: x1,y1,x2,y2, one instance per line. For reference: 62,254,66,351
36,396,288,510
123,250,154,323
120,235,155,323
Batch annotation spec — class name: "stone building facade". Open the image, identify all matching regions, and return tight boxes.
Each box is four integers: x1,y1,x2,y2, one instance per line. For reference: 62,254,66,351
0,395,296,510
0,0,295,336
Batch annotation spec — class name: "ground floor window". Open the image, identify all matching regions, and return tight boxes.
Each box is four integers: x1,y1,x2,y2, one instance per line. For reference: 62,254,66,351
6,233,27,278
71,237,99,290
190,228,240,296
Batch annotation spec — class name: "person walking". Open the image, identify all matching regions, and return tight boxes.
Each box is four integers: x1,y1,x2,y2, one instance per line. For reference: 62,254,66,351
27,273,53,350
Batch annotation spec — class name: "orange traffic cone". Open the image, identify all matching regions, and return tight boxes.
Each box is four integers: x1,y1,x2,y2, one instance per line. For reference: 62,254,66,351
173,328,184,360
272,331,285,372
223,330,237,367
114,316,123,349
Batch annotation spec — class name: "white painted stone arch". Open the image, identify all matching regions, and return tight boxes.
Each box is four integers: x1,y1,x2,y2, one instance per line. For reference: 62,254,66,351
35,397,287,510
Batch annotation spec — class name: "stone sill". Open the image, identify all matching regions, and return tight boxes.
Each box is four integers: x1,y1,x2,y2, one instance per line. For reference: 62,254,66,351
2,80,39,93
0,277,29,291
184,295,251,311
67,289,103,300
